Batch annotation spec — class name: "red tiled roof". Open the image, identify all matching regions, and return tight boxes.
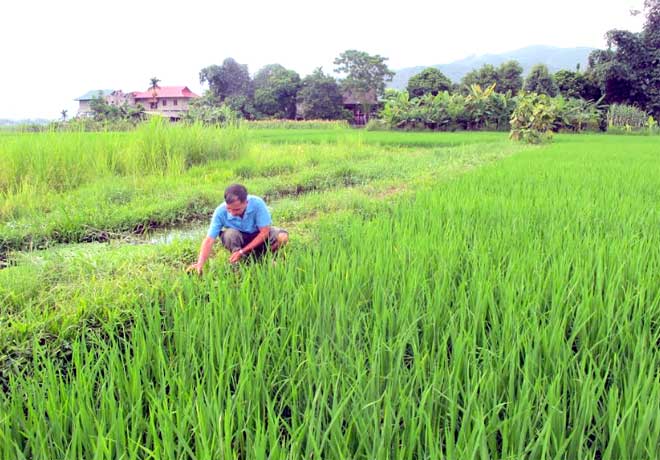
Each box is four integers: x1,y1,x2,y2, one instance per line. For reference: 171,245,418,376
132,86,199,99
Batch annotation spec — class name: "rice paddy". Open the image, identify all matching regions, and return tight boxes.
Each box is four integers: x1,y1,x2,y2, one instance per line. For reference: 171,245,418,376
0,126,658,458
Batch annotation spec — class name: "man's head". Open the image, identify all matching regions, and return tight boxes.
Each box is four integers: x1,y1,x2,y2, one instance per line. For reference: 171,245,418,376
224,183,248,216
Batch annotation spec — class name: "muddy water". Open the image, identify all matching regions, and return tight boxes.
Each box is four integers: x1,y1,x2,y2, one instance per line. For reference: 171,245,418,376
1,224,207,270
146,225,206,245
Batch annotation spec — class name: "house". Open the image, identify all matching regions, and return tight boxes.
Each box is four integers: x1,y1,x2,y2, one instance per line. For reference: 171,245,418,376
342,88,379,125
75,89,131,116
74,85,199,120
130,86,199,120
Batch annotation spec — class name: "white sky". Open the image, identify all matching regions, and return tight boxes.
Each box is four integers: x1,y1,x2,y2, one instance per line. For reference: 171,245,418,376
0,0,645,119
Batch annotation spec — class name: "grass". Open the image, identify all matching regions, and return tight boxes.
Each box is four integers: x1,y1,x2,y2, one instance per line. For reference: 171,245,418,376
0,118,247,197
0,131,658,458
0,129,518,256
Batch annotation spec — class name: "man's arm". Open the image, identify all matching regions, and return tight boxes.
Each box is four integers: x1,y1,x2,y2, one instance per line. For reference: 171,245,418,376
188,236,216,274
229,226,270,264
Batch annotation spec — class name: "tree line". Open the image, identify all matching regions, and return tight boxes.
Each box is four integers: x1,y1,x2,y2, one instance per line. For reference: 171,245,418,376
69,0,658,131
405,0,658,120
187,50,395,123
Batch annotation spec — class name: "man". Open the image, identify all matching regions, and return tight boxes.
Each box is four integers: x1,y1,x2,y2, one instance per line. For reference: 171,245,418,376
188,184,288,275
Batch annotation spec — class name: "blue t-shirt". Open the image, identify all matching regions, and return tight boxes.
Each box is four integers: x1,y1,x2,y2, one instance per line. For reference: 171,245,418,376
207,195,272,238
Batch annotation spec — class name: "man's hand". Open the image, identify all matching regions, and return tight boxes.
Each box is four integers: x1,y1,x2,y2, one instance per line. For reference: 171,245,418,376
187,263,203,276
229,250,244,264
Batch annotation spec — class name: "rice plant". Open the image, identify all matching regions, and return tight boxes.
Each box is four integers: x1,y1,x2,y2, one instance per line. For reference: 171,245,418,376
0,133,658,458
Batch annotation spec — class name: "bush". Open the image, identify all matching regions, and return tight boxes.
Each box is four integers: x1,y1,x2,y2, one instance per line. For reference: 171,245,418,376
553,97,604,132
364,119,390,131
381,87,515,132
243,120,349,129
182,102,240,127
607,104,649,130
509,93,556,144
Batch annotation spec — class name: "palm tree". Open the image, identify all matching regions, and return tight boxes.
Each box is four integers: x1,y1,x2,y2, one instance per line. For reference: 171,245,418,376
61,109,68,122
149,77,161,109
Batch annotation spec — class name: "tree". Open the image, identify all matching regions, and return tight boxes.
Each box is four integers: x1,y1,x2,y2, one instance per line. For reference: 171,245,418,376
199,58,251,102
497,61,524,95
333,49,395,103
252,64,301,119
586,0,660,116
555,70,582,98
60,109,68,122
553,69,601,101
149,77,161,110
406,68,452,98
642,0,660,116
524,64,558,96
297,68,347,120
89,94,116,120
461,64,500,93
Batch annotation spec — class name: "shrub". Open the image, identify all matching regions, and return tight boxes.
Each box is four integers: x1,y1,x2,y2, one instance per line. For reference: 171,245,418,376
364,119,389,131
182,102,240,127
243,120,349,129
509,93,556,144
607,104,649,130
553,97,604,132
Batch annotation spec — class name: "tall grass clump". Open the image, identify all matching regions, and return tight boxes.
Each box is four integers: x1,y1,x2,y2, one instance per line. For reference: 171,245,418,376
0,119,248,197
244,119,350,129
116,117,247,175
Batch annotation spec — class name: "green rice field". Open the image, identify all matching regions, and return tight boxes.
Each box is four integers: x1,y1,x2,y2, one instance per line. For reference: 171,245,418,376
0,124,659,458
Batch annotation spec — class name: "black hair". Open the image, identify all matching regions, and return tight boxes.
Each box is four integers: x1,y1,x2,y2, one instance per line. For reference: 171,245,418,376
224,184,248,204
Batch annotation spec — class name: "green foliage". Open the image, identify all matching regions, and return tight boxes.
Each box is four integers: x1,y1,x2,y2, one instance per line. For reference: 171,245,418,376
334,49,395,100
587,2,660,117
49,117,140,133
252,64,301,119
459,61,524,96
552,97,604,132
382,88,514,131
406,68,452,98
497,60,524,95
509,92,556,143
555,70,602,101
464,83,511,130
244,119,350,129
606,103,659,134
297,68,349,120
524,64,558,96
89,95,145,123
1,132,659,458
0,118,247,200
224,94,258,119
364,118,390,131
461,64,500,93
183,93,241,127
199,58,251,102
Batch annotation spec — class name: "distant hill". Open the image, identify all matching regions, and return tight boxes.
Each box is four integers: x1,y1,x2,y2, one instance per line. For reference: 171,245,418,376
389,45,595,90
0,118,51,127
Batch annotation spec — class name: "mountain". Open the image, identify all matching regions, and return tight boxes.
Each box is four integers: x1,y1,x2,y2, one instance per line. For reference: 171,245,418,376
0,118,52,127
389,45,595,90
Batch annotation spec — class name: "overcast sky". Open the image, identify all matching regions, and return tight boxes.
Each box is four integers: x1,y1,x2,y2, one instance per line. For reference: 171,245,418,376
1,0,645,120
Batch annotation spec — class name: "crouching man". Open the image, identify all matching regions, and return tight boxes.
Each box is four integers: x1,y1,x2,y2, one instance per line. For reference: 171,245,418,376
188,184,288,275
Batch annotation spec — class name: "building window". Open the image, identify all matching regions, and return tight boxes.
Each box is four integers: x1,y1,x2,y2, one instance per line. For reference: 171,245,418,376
162,99,167,107
173,99,178,106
